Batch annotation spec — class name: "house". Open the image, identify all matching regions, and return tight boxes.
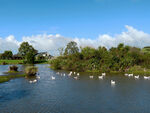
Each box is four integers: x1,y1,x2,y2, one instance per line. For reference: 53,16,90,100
35,52,53,60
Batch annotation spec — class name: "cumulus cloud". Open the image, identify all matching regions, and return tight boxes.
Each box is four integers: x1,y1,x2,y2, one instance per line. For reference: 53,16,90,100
0,25,150,56
0,35,20,53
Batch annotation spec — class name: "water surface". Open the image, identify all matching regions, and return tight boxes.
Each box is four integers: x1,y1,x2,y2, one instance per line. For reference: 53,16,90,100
0,64,150,113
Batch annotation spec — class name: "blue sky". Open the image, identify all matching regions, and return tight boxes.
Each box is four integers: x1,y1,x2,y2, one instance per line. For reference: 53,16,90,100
1,0,150,55
0,0,150,40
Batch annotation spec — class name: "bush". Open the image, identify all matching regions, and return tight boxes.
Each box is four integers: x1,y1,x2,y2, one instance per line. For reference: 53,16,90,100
25,66,38,76
9,65,18,72
24,52,35,64
2,62,7,65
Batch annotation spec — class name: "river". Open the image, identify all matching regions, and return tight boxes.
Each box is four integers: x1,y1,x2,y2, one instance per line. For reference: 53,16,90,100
0,64,150,113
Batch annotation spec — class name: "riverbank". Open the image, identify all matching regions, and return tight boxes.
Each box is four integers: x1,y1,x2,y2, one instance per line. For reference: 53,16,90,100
50,65,150,76
0,74,26,83
0,60,48,65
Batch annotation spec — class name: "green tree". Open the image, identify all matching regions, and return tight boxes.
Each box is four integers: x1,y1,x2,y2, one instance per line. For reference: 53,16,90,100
25,51,35,64
19,42,37,59
1,51,13,59
18,42,38,64
64,41,79,55
58,47,64,56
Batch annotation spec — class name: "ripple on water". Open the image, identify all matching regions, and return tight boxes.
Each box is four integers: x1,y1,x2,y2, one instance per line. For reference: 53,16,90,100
1,64,150,113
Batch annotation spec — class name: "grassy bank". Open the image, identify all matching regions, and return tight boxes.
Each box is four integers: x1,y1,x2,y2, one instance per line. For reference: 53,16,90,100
0,60,24,65
0,74,26,83
0,60,48,65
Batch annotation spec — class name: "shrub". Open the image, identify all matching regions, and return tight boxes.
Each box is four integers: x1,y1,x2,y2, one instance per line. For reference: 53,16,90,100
2,62,7,65
25,66,38,76
9,65,18,72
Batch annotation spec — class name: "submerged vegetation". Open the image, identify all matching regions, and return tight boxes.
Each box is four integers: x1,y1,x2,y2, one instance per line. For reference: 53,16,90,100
50,41,150,73
0,74,25,83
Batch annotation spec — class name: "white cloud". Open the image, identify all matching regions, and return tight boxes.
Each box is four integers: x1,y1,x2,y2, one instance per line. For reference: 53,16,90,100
0,25,150,56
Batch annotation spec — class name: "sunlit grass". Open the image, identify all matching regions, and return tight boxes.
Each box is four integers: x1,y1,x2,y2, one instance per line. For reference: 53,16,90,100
0,74,26,83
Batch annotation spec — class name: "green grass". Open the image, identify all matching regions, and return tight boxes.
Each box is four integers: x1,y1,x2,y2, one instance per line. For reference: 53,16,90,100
34,60,48,64
0,60,23,65
0,74,26,83
0,60,49,65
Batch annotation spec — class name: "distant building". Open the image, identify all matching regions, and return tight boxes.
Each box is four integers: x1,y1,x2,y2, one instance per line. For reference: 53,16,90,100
35,52,53,60
12,54,22,60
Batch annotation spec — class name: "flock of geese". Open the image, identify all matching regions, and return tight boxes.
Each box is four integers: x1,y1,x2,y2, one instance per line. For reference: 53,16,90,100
28,71,150,85
124,73,150,80
29,76,40,83
54,72,116,85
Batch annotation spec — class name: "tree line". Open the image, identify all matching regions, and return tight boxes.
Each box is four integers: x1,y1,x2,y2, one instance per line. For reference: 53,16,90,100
50,41,150,72
0,42,37,64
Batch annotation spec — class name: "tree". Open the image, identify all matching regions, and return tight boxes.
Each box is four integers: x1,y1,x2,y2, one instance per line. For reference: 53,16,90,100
1,51,13,59
18,42,38,64
25,51,35,64
58,47,64,56
19,42,37,58
64,41,79,55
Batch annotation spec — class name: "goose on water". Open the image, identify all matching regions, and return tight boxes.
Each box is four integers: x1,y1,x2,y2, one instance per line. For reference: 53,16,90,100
51,76,55,80
29,79,37,83
128,73,133,77
134,75,139,79
77,73,80,76
74,72,76,74
102,73,106,76
74,76,78,80
68,73,72,76
89,76,94,79
29,81,33,83
98,76,103,79
144,76,150,80
37,76,40,79
33,79,37,83
111,80,115,85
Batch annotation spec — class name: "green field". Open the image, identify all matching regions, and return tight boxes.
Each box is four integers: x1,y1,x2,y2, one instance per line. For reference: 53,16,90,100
0,60,48,65
0,60,24,65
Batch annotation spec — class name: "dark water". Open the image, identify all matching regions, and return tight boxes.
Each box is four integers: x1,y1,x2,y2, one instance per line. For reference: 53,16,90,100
0,64,150,113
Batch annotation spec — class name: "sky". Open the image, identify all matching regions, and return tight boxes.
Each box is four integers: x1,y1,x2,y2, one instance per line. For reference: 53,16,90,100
0,0,150,55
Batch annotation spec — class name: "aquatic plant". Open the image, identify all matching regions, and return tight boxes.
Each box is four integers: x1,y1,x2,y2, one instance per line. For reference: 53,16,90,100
25,66,38,76
9,65,18,72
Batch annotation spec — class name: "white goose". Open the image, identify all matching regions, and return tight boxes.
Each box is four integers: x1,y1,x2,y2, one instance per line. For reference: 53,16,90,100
98,76,103,80
89,76,94,79
74,72,76,74
128,74,133,77
36,76,40,79
29,80,33,83
124,73,128,76
144,76,150,80
77,73,80,76
51,76,55,80
74,76,78,80
33,79,37,83
134,75,139,79
68,71,72,76
111,80,115,85
102,73,106,76
63,73,66,76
